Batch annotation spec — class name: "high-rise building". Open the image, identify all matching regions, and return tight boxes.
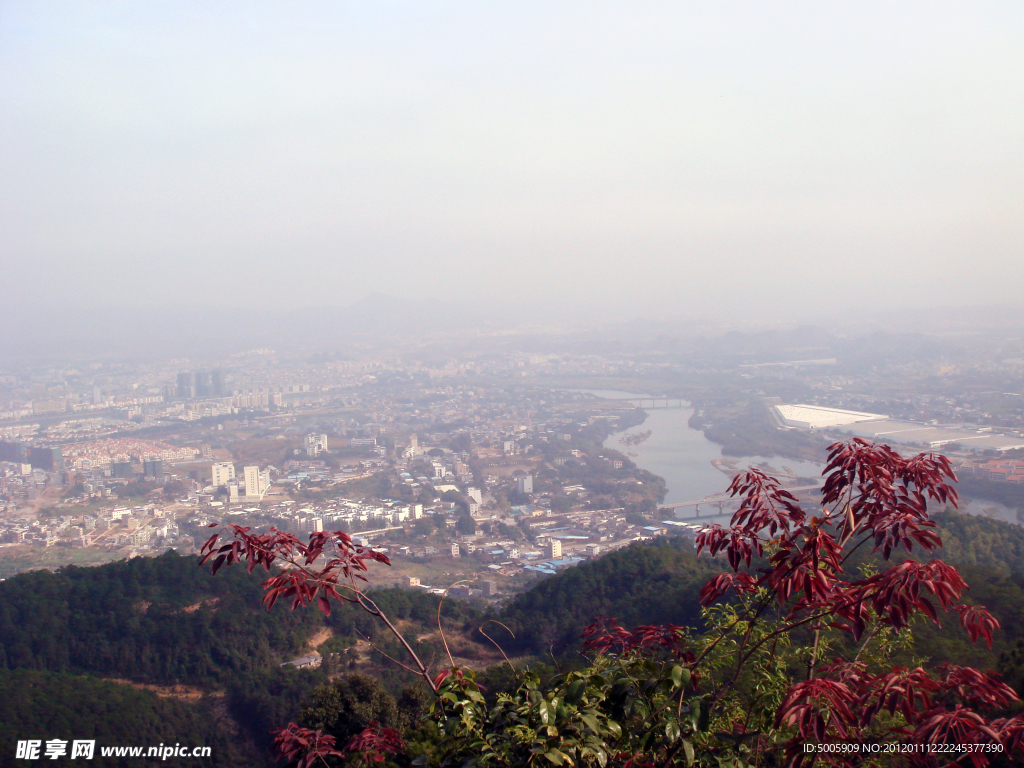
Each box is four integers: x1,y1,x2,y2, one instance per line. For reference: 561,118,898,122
143,459,164,481
516,475,533,494
467,487,483,504
409,433,419,456
243,465,259,496
176,372,194,399
211,369,225,397
546,539,562,559
112,461,134,479
243,465,269,499
0,441,26,463
194,371,212,398
29,446,63,471
92,387,103,404
211,462,235,487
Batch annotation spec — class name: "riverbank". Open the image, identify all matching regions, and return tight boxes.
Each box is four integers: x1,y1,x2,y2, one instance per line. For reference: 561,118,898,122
571,389,826,522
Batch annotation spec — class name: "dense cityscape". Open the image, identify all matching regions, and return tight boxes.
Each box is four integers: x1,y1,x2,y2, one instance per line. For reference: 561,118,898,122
2,324,1022,588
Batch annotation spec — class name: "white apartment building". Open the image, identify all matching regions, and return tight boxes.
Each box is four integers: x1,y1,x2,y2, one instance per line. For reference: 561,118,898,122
211,462,235,487
296,517,324,533
243,465,270,500
305,433,329,456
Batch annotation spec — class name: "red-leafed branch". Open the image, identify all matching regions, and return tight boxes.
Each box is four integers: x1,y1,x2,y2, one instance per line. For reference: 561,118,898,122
344,722,406,765
686,439,1022,764
272,724,345,768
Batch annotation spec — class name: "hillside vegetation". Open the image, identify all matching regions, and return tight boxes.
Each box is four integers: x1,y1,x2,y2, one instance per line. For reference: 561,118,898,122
8,506,1024,764
0,668,239,768
497,538,721,655
0,551,320,684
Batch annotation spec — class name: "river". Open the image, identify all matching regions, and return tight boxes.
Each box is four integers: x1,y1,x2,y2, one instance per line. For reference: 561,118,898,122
573,390,824,521
578,389,1020,528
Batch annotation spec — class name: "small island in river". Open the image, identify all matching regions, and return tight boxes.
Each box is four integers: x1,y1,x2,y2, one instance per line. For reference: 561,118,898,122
620,429,652,447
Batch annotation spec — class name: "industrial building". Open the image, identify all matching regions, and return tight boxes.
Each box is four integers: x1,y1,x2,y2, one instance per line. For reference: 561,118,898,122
837,420,1024,453
773,403,1024,453
773,404,887,429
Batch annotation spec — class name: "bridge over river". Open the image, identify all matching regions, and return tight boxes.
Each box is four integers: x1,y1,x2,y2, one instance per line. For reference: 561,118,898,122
658,485,821,520
592,397,686,409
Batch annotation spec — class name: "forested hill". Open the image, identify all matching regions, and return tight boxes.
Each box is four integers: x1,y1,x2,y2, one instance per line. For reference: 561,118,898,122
491,513,1024,681
0,550,321,684
0,549,482,689
7,517,1024,765
497,539,722,655
931,508,1024,575
3,510,1024,686
0,552,481,767
0,669,239,768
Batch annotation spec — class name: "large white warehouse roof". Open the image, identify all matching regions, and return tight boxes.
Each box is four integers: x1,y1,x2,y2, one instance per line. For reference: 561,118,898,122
773,404,888,430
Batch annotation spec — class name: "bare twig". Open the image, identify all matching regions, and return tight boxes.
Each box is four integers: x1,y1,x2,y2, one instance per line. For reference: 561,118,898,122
478,620,517,673
354,628,425,678
437,581,472,669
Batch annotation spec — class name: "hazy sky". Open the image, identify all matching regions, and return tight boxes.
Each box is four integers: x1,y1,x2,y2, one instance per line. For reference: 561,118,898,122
2,2,1022,320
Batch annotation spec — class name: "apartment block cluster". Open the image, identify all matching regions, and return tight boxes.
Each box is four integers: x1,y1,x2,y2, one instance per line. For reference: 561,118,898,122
256,499,424,534
960,460,1024,484
0,362,337,426
59,438,198,472
209,462,271,501
382,510,685,587
381,498,688,579
1,503,183,552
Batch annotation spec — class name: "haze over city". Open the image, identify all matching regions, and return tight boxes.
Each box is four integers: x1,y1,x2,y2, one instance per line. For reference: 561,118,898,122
7,5,1024,766
2,1,1023,342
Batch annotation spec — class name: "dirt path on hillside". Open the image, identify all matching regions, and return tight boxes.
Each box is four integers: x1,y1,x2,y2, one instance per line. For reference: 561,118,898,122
102,679,213,701
307,626,333,650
